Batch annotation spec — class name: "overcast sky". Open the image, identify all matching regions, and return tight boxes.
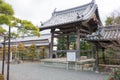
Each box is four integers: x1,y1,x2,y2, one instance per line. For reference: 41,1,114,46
4,0,120,29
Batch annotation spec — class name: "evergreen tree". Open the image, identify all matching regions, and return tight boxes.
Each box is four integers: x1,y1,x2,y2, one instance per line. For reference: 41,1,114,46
105,10,120,25
28,43,37,61
17,42,25,60
0,0,40,37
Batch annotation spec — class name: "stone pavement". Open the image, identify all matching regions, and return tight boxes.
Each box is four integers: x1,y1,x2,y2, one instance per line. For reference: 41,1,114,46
0,61,107,80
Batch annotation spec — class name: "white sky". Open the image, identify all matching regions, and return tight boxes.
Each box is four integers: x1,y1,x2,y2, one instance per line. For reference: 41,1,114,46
4,0,120,31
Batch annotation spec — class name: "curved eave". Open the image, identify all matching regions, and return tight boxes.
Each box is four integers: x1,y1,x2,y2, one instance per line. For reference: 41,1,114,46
95,8,103,26
40,4,99,31
40,19,82,31
40,2,101,32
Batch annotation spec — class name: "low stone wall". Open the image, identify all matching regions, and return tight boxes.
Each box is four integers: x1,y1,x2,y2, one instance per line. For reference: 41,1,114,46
40,58,95,70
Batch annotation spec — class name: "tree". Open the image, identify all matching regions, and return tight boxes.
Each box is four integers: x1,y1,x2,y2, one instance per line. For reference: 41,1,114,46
10,32,19,38
39,46,46,59
17,20,40,37
57,36,66,57
0,0,40,63
80,40,90,50
0,46,8,57
0,0,14,15
80,40,91,56
0,0,14,25
105,10,120,25
0,0,40,38
105,17,114,25
28,43,37,61
10,46,17,58
0,26,6,35
17,42,26,60
0,14,10,25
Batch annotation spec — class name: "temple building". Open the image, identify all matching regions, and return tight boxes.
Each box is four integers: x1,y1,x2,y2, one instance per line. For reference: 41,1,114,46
0,34,51,58
40,0,102,58
0,0,120,70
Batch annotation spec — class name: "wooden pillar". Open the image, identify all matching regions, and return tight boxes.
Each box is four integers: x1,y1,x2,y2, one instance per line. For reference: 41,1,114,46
102,48,106,64
66,35,69,50
90,43,94,58
48,44,50,58
50,29,55,58
95,45,99,72
76,27,80,60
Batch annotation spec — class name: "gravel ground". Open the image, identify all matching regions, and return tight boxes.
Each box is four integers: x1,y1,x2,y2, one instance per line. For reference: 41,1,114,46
0,61,107,80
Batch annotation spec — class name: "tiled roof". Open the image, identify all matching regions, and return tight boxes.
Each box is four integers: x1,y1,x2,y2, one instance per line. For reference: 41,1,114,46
10,34,51,43
0,34,51,47
86,25,120,48
40,0,97,29
86,25,120,41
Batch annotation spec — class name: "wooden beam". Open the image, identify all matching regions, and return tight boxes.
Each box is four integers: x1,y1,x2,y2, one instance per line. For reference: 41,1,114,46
54,33,74,37
80,29,90,34
54,31,63,34
54,28,90,34
54,32,86,38
82,22,89,28
57,28,76,32
54,50,91,52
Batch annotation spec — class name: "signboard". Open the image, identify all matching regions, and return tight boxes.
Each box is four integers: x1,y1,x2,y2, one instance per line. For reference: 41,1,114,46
67,51,76,62
69,35,76,42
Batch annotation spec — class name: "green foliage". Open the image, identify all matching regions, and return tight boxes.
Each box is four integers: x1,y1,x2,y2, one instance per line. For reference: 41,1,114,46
30,29,40,37
11,46,17,53
39,47,46,59
11,46,17,57
105,17,114,25
21,20,37,30
17,20,40,37
57,36,66,50
105,48,115,57
28,43,36,51
0,46,8,58
0,0,40,38
107,68,120,80
0,2,14,15
0,14,10,25
80,40,90,50
28,43,37,60
0,26,6,34
113,68,120,80
9,16,20,27
17,42,25,51
57,36,66,57
57,35,91,57
17,43,26,59
105,11,120,25
10,32,19,38
80,40,91,56
0,0,4,4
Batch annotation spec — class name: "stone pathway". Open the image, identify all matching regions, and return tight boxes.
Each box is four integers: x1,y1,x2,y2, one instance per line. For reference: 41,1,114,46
0,61,107,80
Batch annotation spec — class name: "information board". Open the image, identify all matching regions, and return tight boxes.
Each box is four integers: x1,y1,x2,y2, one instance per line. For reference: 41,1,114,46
67,51,76,62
